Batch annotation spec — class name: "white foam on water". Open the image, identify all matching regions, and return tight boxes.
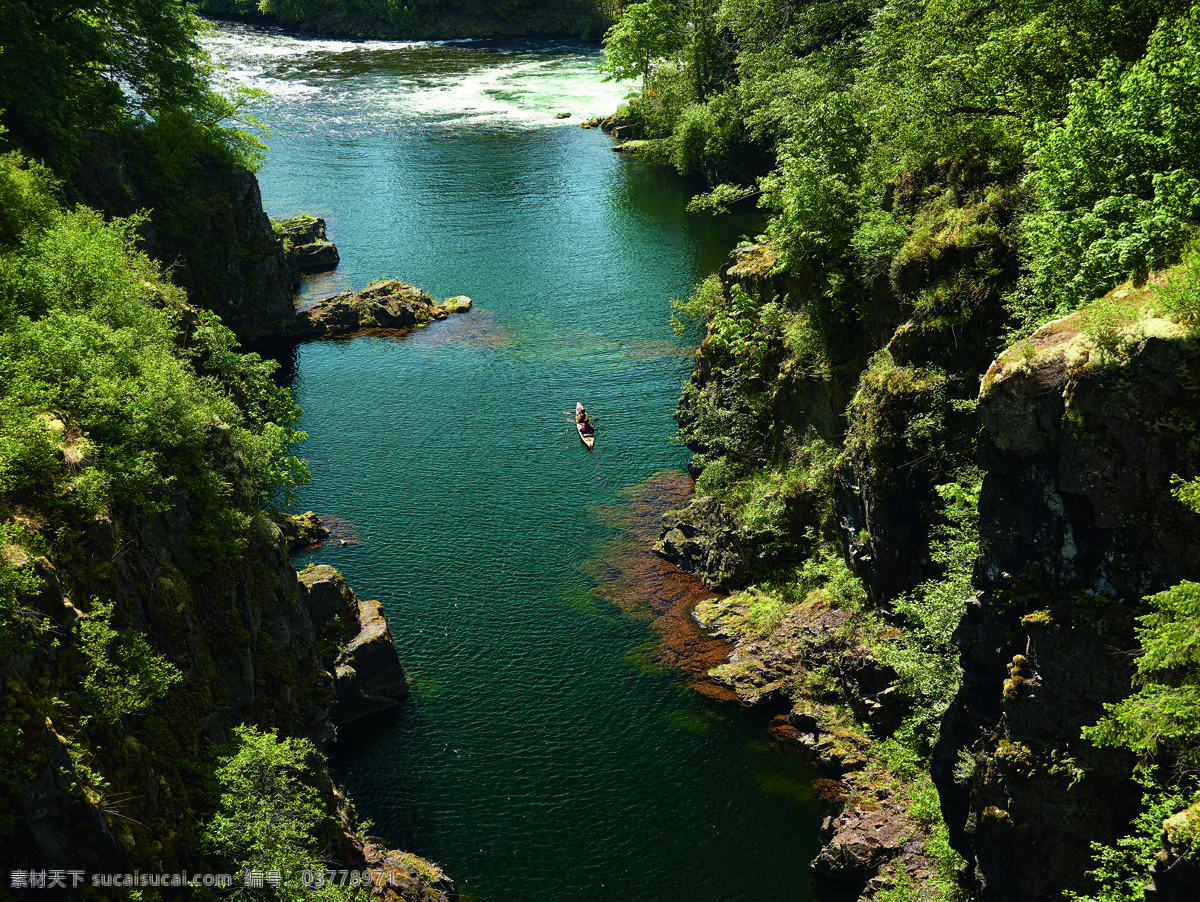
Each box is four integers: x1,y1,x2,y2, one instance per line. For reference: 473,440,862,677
204,32,430,60
204,22,633,132
393,56,631,128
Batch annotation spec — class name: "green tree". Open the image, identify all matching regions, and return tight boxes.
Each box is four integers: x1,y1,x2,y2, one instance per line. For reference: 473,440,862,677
601,0,687,86
204,725,366,901
1082,475,1200,763
0,0,213,172
1023,7,1200,313
78,600,182,724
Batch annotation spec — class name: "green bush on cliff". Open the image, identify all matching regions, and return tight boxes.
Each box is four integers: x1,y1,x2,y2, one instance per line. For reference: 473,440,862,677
1065,770,1194,902
204,725,368,901
0,152,307,518
1023,6,1200,316
1081,580,1200,765
77,600,183,725
873,467,980,750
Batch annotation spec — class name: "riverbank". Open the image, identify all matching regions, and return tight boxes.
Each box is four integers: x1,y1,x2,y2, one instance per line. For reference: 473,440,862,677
652,234,1200,899
198,1,613,42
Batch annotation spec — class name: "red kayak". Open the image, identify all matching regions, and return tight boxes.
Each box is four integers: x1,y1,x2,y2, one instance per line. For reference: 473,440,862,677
575,401,595,450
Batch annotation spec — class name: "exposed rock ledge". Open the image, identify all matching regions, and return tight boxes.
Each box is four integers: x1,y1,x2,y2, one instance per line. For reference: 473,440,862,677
279,215,341,271
288,279,471,340
278,510,331,551
298,565,410,726
652,496,745,592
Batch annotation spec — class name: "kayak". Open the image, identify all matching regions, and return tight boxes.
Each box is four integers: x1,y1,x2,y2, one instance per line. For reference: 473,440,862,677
575,401,595,450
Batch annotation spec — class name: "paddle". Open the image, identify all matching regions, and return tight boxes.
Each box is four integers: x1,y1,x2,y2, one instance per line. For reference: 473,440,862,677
562,411,598,429
562,410,598,421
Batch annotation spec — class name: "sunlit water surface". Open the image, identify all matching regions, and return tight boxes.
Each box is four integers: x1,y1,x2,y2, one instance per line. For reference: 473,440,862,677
207,21,822,900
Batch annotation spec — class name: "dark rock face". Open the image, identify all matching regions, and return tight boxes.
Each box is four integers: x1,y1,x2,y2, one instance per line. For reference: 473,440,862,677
10,697,119,869
161,168,300,337
932,314,1200,901
1,429,423,873
298,566,409,725
652,496,745,592
331,598,410,725
832,454,933,606
280,216,341,271
72,130,159,256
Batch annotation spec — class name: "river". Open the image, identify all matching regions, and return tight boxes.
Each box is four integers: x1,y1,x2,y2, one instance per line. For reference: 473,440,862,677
206,21,823,901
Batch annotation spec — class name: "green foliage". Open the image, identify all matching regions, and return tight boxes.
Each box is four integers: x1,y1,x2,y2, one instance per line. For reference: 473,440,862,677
1158,240,1200,325
708,284,764,369
842,351,964,485
761,92,867,291
0,0,213,172
1023,7,1200,314
874,467,981,750
601,0,687,85
1172,473,1200,513
204,725,368,901
722,432,838,563
0,523,45,617
670,273,724,336
1065,770,1194,902
78,600,182,724
0,153,307,519
1082,580,1200,764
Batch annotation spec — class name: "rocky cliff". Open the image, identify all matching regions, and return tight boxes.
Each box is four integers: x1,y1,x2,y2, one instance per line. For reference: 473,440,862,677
931,299,1200,900
72,130,299,339
658,219,1200,898
0,422,448,895
140,166,301,338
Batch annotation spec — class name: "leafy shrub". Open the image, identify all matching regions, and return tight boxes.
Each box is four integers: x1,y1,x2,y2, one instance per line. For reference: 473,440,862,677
1065,770,1195,902
874,467,981,750
1023,8,1200,314
0,155,307,516
1081,580,1200,764
78,600,182,724
204,725,360,900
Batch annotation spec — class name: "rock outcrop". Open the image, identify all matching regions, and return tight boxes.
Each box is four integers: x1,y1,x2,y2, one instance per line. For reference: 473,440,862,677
332,597,410,725
931,302,1200,900
137,165,300,339
297,566,409,726
1148,801,1200,901
652,496,745,592
812,799,920,887
2,430,444,890
279,215,341,271
289,280,470,339
278,510,331,552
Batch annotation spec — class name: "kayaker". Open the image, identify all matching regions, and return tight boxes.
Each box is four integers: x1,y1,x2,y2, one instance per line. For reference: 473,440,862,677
576,405,594,435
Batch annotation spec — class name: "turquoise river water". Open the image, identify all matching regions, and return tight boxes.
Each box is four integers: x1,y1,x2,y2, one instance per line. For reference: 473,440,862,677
207,21,825,901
